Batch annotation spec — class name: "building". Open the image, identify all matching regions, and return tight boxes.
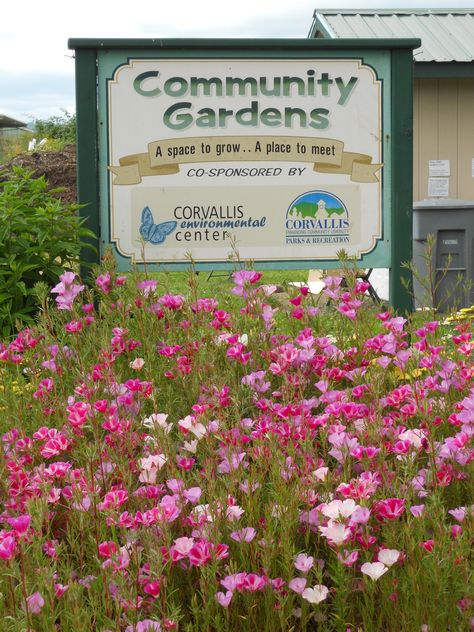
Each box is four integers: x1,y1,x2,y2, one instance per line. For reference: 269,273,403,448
0,113,29,163
309,9,474,202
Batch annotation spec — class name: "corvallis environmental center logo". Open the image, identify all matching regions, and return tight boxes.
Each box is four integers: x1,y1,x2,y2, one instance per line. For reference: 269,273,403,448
285,191,350,245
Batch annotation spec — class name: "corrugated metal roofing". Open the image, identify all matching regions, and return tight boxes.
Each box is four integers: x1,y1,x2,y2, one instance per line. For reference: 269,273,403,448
310,10,474,63
0,114,26,129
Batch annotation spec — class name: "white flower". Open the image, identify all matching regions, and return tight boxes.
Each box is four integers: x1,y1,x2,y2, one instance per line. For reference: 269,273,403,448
313,467,329,481
377,549,400,567
143,413,172,434
398,428,425,449
190,422,207,440
318,519,351,546
361,562,389,581
182,439,198,453
302,584,329,604
321,499,358,520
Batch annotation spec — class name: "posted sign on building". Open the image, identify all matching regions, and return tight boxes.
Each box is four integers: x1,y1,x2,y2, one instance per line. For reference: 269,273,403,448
107,58,382,264
70,39,417,307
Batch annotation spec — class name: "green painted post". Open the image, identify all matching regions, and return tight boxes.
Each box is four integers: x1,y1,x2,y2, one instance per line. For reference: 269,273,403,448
74,47,101,280
390,48,415,313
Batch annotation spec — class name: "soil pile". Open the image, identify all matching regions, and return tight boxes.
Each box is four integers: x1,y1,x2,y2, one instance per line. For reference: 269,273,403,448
1,145,77,205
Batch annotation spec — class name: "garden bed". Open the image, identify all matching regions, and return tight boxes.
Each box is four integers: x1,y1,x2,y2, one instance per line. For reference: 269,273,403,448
0,267,472,631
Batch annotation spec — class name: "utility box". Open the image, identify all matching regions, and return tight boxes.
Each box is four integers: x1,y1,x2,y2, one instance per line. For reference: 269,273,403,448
413,199,474,311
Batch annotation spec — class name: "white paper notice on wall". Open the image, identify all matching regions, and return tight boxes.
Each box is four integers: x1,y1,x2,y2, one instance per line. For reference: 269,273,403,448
428,177,449,197
429,159,450,177
471,158,474,178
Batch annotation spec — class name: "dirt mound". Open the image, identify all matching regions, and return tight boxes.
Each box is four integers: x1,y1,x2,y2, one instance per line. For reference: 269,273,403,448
1,145,77,205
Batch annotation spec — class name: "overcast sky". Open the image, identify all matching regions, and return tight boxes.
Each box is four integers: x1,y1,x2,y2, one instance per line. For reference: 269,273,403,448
1,0,472,123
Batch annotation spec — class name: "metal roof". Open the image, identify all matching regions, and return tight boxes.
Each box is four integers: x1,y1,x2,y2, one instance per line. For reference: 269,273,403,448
310,10,474,63
0,114,26,129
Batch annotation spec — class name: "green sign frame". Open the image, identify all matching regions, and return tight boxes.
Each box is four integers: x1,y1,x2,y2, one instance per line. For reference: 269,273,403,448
69,38,419,312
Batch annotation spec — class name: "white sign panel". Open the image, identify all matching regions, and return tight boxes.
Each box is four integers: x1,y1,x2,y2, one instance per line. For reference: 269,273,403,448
107,59,383,263
428,177,450,197
429,159,450,177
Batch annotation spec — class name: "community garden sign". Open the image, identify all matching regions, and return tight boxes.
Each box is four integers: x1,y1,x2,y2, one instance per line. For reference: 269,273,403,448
69,39,419,310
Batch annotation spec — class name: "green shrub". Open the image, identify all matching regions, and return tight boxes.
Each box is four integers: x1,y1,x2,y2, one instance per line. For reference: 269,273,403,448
34,111,76,147
0,167,94,337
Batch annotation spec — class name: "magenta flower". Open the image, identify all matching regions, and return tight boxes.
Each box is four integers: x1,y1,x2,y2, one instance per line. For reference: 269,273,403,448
375,498,405,521
143,580,161,597
54,582,69,598
6,514,30,536
0,535,16,560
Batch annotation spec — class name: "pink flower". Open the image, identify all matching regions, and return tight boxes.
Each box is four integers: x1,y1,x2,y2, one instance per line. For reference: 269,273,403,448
451,525,462,539
51,272,84,310
96,272,111,293
125,621,161,632
221,573,247,592
361,562,389,581
410,504,425,518
230,527,256,543
54,582,69,597
215,591,233,608
302,584,329,604
188,540,212,566
294,553,314,573
172,537,194,558
289,578,307,594
26,591,45,614
183,487,202,504
337,550,359,567
244,573,267,592
448,507,466,522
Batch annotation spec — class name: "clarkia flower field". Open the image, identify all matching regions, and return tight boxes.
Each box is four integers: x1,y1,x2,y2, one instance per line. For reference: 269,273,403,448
0,268,472,631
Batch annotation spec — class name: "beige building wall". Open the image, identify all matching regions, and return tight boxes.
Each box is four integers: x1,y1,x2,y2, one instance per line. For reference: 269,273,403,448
413,77,474,202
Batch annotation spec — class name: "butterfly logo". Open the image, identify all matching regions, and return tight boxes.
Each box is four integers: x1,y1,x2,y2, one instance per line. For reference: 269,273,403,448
139,206,177,244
